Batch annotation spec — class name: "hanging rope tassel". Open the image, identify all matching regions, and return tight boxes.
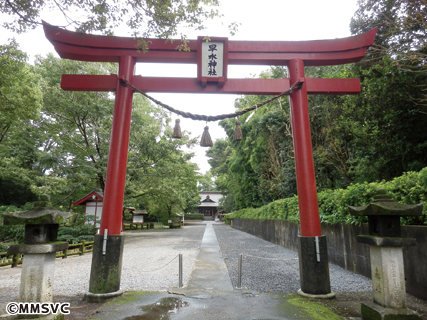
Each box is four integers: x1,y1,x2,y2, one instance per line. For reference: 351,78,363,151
233,120,243,141
172,119,182,139
200,126,213,147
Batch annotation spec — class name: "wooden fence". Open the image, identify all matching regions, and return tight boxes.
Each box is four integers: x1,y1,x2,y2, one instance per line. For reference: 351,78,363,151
0,241,94,268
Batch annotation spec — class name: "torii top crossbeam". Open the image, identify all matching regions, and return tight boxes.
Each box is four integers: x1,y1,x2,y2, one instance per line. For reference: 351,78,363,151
43,22,376,237
43,22,377,95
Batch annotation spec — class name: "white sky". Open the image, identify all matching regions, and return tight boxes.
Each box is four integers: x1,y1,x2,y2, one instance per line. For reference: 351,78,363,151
1,0,358,174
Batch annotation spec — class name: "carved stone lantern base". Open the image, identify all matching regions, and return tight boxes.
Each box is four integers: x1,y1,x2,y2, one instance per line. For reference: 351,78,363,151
8,243,69,303
361,302,421,320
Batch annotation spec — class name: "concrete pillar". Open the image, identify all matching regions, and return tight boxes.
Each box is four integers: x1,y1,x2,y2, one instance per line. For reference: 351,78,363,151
297,236,335,298
84,235,125,302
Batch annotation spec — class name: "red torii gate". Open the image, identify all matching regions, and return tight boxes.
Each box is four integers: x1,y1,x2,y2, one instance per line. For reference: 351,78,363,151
43,22,376,300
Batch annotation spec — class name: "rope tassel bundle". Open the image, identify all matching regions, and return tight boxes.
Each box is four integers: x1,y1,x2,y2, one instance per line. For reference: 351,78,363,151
172,119,182,139
200,126,213,147
233,120,243,141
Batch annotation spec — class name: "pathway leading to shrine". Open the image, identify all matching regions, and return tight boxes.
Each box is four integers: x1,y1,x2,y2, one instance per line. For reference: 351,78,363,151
182,222,234,295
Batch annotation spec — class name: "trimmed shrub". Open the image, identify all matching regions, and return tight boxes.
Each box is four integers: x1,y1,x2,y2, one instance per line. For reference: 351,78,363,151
184,214,204,220
230,167,427,225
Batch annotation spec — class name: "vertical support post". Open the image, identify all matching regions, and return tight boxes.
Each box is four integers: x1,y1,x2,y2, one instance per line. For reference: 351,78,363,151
237,253,243,289
288,59,333,297
100,55,135,236
12,253,19,268
179,254,183,288
86,55,135,302
287,59,321,237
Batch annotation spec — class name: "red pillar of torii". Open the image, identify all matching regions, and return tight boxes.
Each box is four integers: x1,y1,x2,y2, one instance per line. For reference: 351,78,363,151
43,22,376,299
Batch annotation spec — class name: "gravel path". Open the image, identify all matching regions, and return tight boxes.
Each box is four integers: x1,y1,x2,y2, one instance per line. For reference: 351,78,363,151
214,223,372,293
0,223,205,313
0,221,372,315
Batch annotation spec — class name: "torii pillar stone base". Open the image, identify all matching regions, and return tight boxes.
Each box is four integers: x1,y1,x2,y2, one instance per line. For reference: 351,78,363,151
84,235,125,303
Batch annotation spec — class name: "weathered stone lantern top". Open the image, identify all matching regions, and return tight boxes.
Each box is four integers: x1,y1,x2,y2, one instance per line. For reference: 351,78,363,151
3,194,72,226
348,188,423,246
3,195,72,245
348,188,423,217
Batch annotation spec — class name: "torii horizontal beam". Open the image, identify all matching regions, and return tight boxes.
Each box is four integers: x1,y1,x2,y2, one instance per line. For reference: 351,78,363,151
43,22,377,298
43,22,376,96
61,75,361,95
42,22,377,239
43,21,376,67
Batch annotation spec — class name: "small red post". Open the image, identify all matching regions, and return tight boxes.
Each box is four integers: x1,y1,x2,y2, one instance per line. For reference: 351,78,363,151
287,58,322,237
100,55,135,235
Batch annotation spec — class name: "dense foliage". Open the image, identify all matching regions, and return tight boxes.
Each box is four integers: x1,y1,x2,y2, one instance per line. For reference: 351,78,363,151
1,0,222,40
207,0,427,213
0,45,201,247
230,167,427,226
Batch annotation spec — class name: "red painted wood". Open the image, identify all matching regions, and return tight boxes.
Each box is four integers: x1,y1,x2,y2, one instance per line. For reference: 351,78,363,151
61,75,361,95
43,21,376,53
61,74,117,91
99,56,135,235
227,48,369,66
288,59,322,237
43,22,376,66
305,78,360,94
51,41,369,66
43,21,376,239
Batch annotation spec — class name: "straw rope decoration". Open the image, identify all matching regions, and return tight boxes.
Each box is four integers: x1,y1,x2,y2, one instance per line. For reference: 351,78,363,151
122,78,303,146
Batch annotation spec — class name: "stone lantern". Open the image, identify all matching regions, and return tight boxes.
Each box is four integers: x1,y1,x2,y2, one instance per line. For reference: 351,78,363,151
3,195,72,304
348,189,422,320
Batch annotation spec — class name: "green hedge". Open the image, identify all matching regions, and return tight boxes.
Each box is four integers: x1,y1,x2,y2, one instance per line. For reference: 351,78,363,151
230,167,427,225
184,214,204,220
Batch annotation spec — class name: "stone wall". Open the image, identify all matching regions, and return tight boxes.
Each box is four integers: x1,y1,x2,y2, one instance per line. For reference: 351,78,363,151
231,218,427,300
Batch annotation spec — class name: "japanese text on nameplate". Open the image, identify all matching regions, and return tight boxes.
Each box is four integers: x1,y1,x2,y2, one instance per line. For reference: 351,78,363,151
201,41,223,77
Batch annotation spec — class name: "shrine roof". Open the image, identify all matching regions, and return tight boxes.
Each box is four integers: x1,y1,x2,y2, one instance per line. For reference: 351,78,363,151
73,189,104,206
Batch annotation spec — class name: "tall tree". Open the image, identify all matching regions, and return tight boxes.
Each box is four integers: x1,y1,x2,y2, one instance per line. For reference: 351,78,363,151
197,171,216,191
0,40,42,206
206,67,297,210
350,0,427,109
1,53,201,212
0,39,42,144
34,54,118,194
1,0,221,39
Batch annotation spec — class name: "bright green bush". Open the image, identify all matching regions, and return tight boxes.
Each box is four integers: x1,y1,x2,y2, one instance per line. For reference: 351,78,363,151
0,205,25,249
230,167,427,225
184,214,204,220
160,216,182,228
57,225,97,243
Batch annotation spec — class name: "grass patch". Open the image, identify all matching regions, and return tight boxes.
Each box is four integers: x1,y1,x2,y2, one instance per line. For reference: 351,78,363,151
286,296,344,320
108,291,149,305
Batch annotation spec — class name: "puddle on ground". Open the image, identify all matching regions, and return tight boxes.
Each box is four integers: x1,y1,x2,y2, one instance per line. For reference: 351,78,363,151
123,297,189,320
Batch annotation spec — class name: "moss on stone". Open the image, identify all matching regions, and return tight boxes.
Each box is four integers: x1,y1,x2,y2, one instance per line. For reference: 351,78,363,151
286,297,344,320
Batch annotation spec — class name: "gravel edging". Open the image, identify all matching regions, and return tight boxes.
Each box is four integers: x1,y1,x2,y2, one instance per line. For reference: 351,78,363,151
0,223,205,314
214,224,372,293
0,222,373,316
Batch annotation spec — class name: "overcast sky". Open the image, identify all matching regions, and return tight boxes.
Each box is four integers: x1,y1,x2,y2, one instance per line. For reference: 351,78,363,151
1,0,359,174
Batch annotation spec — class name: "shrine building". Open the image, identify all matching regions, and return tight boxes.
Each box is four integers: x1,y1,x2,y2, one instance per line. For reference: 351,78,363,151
73,189,104,229
196,191,223,220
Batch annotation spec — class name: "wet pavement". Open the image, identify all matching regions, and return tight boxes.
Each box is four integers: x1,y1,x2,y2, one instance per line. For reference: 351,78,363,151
3,221,427,319
88,221,339,320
